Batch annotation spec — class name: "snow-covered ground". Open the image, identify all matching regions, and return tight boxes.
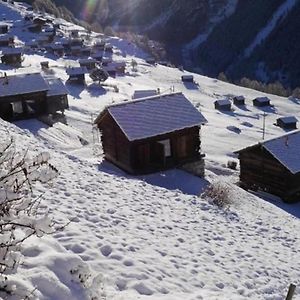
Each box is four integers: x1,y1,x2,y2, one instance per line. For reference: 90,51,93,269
0,1,300,299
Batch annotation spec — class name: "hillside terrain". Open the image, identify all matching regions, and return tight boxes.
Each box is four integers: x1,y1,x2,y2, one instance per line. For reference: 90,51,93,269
17,0,300,88
0,1,300,299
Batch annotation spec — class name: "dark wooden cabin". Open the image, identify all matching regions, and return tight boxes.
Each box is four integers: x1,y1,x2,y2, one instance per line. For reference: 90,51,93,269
94,92,207,175
0,73,68,121
1,48,23,65
181,75,194,83
44,77,69,114
253,97,271,107
214,99,231,111
0,34,14,47
0,24,9,34
79,58,97,71
50,43,64,56
233,95,245,106
276,116,298,130
235,131,300,202
66,67,88,84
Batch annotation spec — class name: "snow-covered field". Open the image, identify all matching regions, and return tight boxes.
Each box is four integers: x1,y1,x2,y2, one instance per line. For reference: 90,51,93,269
0,1,300,299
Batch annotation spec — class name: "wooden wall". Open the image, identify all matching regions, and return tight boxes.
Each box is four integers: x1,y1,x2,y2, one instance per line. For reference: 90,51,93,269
239,146,300,201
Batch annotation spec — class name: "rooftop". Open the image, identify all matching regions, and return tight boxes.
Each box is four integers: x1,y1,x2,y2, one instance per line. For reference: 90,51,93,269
45,77,69,97
97,92,207,141
66,67,88,75
236,130,300,174
277,116,298,124
0,73,49,98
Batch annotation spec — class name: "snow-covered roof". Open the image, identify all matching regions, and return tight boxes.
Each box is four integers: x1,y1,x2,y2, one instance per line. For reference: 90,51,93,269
236,130,300,174
132,90,158,99
215,99,231,105
277,116,298,124
98,92,207,141
0,73,49,98
78,58,97,64
66,67,88,75
45,77,68,97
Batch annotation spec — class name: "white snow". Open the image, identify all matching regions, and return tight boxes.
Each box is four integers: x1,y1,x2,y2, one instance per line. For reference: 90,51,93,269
0,1,300,300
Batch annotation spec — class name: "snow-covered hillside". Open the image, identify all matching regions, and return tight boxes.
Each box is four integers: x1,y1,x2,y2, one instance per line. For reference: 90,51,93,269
0,2,300,300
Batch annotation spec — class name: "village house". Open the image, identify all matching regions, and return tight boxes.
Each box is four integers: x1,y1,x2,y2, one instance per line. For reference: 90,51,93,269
50,43,64,56
1,47,23,65
104,43,113,53
214,99,231,111
253,96,271,107
78,58,97,70
101,56,112,66
181,74,194,83
0,23,9,34
276,116,298,130
66,67,88,84
40,61,49,69
91,51,103,62
233,95,245,106
235,131,300,202
0,34,14,47
81,46,92,57
0,73,68,121
94,92,207,175
145,57,156,65
25,40,38,50
44,76,69,114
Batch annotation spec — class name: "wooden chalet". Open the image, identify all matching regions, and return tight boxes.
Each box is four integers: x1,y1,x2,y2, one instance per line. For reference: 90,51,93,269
66,67,88,84
44,77,69,114
40,61,49,69
94,92,207,175
235,131,300,202
81,46,92,57
79,58,97,70
233,95,245,106
145,57,156,65
25,40,38,50
91,51,103,62
0,73,68,121
50,43,64,56
214,99,231,111
0,24,9,34
70,45,82,56
104,43,113,53
1,47,23,65
132,90,158,99
181,75,194,83
93,40,105,51
253,96,271,107
0,34,14,47
276,116,298,130
101,56,112,66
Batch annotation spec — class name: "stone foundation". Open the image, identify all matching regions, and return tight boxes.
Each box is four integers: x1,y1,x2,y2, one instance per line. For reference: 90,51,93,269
180,158,205,177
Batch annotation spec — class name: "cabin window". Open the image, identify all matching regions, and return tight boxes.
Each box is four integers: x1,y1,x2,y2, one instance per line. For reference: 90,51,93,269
158,139,171,157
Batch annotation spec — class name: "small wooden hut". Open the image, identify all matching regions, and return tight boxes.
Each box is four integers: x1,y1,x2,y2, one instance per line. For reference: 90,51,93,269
235,131,300,202
233,95,245,106
276,116,298,130
0,34,14,47
253,96,271,107
94,92,207,175
214,99,231,111
1,47,23,65
79,58,97,70
0,73,66,121
181,75,194,83
40,61,49,69
66,67,88,84
44,76,69,113
0,24,9,34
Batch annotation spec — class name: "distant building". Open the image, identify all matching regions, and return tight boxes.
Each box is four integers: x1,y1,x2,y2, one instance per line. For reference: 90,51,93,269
132,90,158,99
66,67,88,84
235,130,300,202
1,47,23,65
181,75,194,83
253,96,271,107
0,34,14,47
0,23,9,34
78,58,97,70
94,92,207,175
233,95,245,106
0,73,68,121
214,99,231,111
276,116,298,130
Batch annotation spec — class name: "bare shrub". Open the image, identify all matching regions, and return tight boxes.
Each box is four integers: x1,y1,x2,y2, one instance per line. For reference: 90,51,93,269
202,181,232,209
